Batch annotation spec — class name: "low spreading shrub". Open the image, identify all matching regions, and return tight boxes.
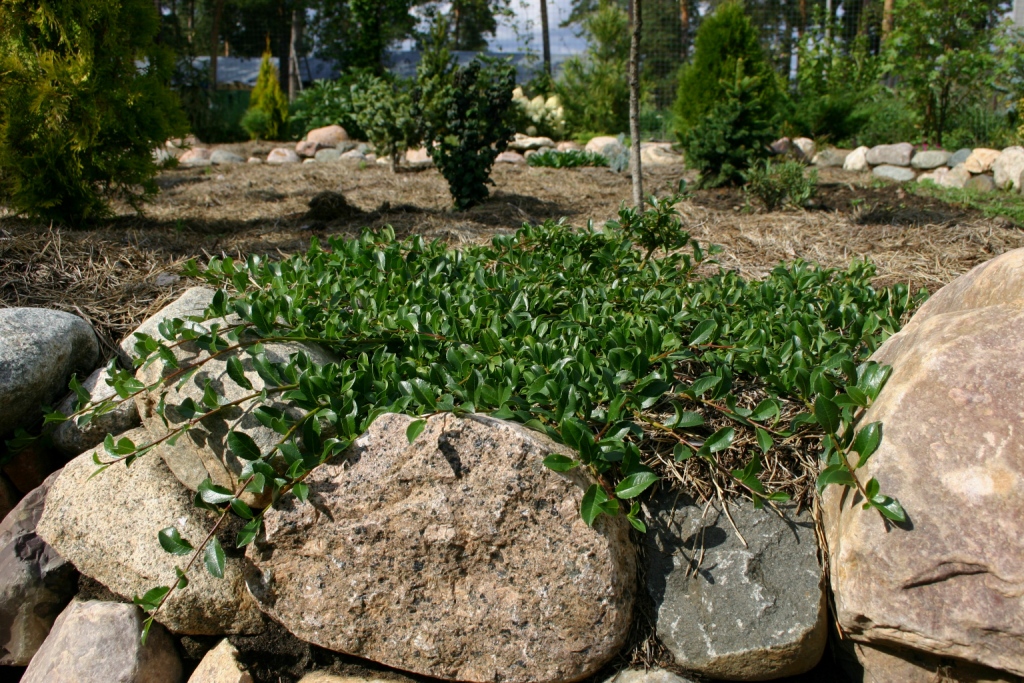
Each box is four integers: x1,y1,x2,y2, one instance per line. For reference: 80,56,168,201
526,149,608,169
744,159,818,211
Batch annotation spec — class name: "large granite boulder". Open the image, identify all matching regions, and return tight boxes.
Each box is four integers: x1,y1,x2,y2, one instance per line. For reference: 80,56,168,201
52,365,141,457
866,143,913,167
644,490,825,680
848,641,1021,683
964,148,1001,174
823,249,1024,677
247,413,636,683
843,146,870,172
993,146,1024,191
509,134,555,151
586,135,627,160
306,125,349,148
21,599,182,683
121,287,216,361
813,148,850,168
37,430,265,635
0,471,76,665
0,308,99,435
910,150,951,170
872,165,916,183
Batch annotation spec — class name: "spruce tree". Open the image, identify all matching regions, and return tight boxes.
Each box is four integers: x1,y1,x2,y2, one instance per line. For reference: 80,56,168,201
0,0,187,225
242,51,290,141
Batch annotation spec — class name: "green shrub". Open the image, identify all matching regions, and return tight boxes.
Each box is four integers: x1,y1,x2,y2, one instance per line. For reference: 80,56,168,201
0,0,187,225
680,67,776,188
242,51,288,141
608,191,695,260
288,72,372,141
844,89,921,148
416,57,516,210
673,1,781,136
527,149,609,168
555,3,631,136
351,76,422,172
743,159,817,211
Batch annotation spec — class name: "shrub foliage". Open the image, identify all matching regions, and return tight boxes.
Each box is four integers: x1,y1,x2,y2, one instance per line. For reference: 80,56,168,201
0,0,186,224
744,159,818,211
241,51,289,141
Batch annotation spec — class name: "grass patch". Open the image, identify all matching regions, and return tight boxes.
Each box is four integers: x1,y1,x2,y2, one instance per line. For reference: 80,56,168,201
913,181,1024,225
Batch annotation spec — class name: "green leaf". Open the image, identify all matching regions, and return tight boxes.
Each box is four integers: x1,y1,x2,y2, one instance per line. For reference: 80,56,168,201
293,482,309,503
813,395,841,434
236,518,262,548
816,464,856,492
688,375,722,398
755,427,773,454
626,502,646,532
615,471,658,499
133,586,170,612
852,422,882,468
406,419,427,443
870,494,907,523
543,454,578,472
197,479,234,506
580,484,619,526
665,405,703,428
673,443,694,462
227,431,261,461
688,319,718,346
226,356,254,390
229,498,254,520
157,527,194,556
203,537,226,579
704,427,735,454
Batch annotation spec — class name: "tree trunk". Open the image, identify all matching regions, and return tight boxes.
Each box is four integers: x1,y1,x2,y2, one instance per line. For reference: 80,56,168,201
539,0,551,76
289,6,304,101
798,0,807,36
680,0,690,59
278,1,292,101
209,0,224,95
882,0,894,39
629,0,643,211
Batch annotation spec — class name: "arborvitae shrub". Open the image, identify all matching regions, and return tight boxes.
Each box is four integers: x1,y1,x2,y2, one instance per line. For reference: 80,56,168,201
242,51,289,141
0,0,187,225
351,75,422,173
673,1,780,136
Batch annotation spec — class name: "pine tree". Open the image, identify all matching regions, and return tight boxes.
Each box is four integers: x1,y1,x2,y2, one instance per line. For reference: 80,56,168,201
242,51,289,140
0,0,187,225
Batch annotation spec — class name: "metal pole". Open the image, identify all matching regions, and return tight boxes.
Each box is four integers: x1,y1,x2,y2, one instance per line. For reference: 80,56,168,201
629,0,643,210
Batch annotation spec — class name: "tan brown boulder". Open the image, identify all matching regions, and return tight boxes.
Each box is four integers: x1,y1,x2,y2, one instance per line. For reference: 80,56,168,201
847,642,1021,683
306,125,349,147
823,253,1024,676
37,431,265,635
247,413,636,683
187,639,254,683
964,148,1002,174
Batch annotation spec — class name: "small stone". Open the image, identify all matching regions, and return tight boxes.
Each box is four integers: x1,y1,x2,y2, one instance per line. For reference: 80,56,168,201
872,164,916,182
0,471,77,666
339,149,366,161
813,148,850,168
645,489,825,680
602,669,697,683
187,639,253,683
509,134,556,151
948,148,973,167
910,150,951,170
266,148,300,165
52,366,141,457
792,137,816,160
843,146,870,172
246,157,262,164
939,163,971,189
295,140,324,158
964,148,1001,174
179,148,213,167
313,148,342,163
21,600,182,683
306,125,349,148
210,150,245,165
155,273,181,287
495,150,526,164
993,146,1024,191
866,142,914,167
0,308,99,437
37,432,266,636
770,137,792,155
405,147,433,168
965,174,996,193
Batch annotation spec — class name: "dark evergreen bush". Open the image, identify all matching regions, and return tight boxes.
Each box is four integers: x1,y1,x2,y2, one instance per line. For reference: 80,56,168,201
0,0,187,225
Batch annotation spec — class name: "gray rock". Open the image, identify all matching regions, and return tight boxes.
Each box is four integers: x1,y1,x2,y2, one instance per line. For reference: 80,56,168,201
910,150,951,170
266,148,300,165
247,413,636,683
187,639,253,683
495,150,526,164
966,174,996,194
644,490,826,680
949,148,973,167
509,134,556,151
602,669,696,683
0,471,76,665
179,148,213,168
843,146,870,172
770,137,792,155
37,431,266,636
866,143,914,167
0,308,99,436
121,287,215,361
154,273,181,287
210,150,245,165
993,146,1024,191
21,599,182,683
872,164,916,182
52,366,141,457
813,148,850,168
313,148,342,163
340,149,366,161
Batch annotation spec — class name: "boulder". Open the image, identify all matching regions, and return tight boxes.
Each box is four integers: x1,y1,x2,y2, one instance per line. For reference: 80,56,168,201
556,141,582,152
866,143,914,167
770,137,792,155
153,148,175,166
938,163,971,189
405,147,434,168
187,639,253,683
843,146,871,172
993,146,1024,191
848,641,1021,683
645,490,825,680
949,148,973,167
509,134,555,151
813,148,850,168
602,669,696,683
298,676,416,683
246,157,262,164
966,174,996,194
641,145,683,166
179,148,213,167
52,365,141,457
306,125,349,148
910,150,951,170
823,260,1024,676
3,440,58,493
0,476,17,523
339,149,366,161
247,413,636,683
792,137,816,161
313,148,342,163
295,140,324,158
210,150,245,165
495,150,526,164
121,287,215,360
0,471,77,665
916,168,948,186
267,148,300,165
872,165,916,183
37,432,266,635
964,148,1001,174
0,308,99,436
586,135,627,159
21,599,182,683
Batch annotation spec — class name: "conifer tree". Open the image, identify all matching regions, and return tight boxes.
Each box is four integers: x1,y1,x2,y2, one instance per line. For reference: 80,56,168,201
242,51,290,140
